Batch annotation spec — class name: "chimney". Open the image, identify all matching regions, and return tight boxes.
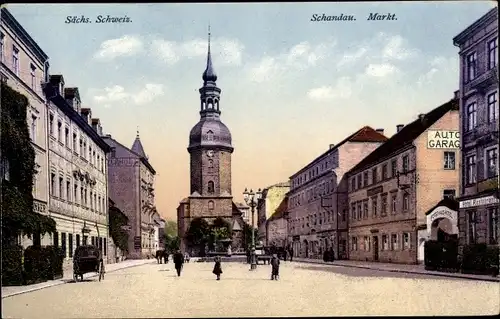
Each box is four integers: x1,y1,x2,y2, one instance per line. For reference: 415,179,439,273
329,144,335,149
376,128,384,135
418,114,425,121
454,90,459,99
396,124,404,133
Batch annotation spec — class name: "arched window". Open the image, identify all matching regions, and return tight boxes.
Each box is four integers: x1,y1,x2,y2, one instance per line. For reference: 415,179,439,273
208,200,214,210
208,181,214,193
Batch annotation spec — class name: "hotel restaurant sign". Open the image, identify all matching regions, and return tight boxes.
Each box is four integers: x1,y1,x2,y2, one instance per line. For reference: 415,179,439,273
459,195,500,209
427,130,460,149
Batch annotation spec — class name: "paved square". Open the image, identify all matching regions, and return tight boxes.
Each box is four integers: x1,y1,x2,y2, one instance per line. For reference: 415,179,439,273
2,261,499,318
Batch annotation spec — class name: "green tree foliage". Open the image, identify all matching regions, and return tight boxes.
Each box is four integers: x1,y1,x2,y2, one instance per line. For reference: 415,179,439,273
164,235,180,252
208,217,231,250
164,220,177,237
108,206,129,252
1,82,56,244
186,217,211,246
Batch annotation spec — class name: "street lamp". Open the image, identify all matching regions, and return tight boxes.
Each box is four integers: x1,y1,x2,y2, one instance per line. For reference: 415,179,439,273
243,187,262,270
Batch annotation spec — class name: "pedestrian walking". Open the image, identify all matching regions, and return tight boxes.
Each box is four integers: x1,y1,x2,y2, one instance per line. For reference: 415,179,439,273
163,251,168,264
270,254,280,280
283,248,288,261
212,256,223,280
289,247,293,262
173,250,185,277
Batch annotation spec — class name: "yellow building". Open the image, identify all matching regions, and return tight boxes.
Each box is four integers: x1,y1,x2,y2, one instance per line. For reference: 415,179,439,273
257,182,290,245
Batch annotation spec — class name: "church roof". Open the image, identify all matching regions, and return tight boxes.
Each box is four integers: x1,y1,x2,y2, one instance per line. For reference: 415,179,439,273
202,26,217,83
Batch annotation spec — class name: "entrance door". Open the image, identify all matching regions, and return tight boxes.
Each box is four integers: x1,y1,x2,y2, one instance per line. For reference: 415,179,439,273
372,236,379,261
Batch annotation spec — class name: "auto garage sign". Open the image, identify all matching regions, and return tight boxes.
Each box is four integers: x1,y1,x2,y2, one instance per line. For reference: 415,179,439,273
427,130,460,149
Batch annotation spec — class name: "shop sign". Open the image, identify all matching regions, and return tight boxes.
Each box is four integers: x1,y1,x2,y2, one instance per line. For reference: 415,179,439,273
459,196,499,209
427,130,460,149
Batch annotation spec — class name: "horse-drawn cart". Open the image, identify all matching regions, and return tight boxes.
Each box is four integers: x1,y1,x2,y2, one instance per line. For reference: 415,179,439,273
73,245,105,282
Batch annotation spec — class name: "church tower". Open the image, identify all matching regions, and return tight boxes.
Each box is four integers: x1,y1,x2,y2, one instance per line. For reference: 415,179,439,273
188,27,233,198
178,28,244,254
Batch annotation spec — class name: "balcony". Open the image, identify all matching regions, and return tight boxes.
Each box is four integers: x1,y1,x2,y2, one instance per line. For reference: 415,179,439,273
463,66,498,94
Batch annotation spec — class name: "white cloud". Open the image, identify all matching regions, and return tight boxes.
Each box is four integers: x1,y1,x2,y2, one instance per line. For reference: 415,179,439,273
94,35,144,60
417,56,458,87
151,37,245,66
307,77,353,101
381,35,416,60
337,47,368,67
91,83,164,106
133,84,164,105
365,63,398,77
248,39,336,82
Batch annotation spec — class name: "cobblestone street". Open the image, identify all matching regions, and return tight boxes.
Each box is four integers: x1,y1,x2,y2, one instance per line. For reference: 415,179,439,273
2,261,499,318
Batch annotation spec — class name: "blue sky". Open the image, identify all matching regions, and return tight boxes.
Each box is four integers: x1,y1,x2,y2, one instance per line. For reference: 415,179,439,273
6,2,496,220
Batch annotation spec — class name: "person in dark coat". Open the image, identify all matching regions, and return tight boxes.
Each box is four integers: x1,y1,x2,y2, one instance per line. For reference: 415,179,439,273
163,251,168,264
270,254,280,280
323,249,329,262
212,256,223,280
284,248,288,261
289,247,293,262
173,250,184,277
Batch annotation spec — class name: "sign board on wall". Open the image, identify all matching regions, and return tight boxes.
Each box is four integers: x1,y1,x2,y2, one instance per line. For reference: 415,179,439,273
427,130,460,149
459,195,500,209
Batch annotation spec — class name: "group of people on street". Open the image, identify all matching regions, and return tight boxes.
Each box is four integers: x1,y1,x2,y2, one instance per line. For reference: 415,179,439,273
166,250,282,281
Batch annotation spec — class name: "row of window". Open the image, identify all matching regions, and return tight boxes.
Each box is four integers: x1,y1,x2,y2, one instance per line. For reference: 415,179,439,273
50,172,106,214
53,232,107,258
351,232,411,252
466,207,499,245
350,153,410,192
0,32,42,92
49,112,106,173
291,151,339,190
464,146,499,185
351,191,411,221
465,37,497,83
465,91,498,131
289,209,348,234
289,179,335,209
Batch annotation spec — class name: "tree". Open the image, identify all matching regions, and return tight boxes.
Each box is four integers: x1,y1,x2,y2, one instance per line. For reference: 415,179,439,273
186,217,211,249
164,220,177,237
209,217,231,251
108,205,129,253
164,235,180,252
243,222,258,250
1,82,56,245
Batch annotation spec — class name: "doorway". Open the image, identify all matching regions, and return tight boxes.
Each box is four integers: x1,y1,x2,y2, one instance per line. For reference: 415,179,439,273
372,236,379,261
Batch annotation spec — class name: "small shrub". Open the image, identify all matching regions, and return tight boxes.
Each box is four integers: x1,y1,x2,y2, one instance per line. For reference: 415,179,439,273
42,246,64,280
461,244,500,276
23,246,48,284
424,240,458,271
1,245,23,286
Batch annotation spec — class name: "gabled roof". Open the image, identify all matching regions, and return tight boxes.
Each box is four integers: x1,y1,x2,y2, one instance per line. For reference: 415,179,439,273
102,135,156,174
349,98,459,175
268,197,288,221
290,126,388,179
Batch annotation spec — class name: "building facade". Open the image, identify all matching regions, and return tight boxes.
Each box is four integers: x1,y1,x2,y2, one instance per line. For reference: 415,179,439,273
235,202,250,224
1,8,51,247
287,127,388,260
44,76,111,265
347,98,460,264
103,132,158,259
257,182,290,245
453,7,499,254
265,196,289,248
177,33,244,254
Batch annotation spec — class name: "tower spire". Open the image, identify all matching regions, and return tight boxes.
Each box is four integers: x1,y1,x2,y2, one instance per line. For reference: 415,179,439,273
202,24,217,82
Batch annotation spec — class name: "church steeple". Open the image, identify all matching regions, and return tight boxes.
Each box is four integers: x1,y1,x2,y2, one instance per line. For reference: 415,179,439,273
202,25,217,83
199,25,222,118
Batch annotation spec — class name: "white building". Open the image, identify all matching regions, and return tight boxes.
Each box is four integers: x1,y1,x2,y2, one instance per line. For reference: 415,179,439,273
43,74,111,265
1,8,51,246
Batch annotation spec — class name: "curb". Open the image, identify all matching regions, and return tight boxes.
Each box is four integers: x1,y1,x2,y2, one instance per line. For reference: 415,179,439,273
295,259,500,283
2,260,155,299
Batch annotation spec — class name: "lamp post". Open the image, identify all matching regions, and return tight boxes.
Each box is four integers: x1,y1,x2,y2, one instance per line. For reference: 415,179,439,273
243,187,262,270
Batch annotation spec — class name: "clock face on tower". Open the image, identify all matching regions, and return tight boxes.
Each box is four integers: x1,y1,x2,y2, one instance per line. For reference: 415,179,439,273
206,150,214,157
